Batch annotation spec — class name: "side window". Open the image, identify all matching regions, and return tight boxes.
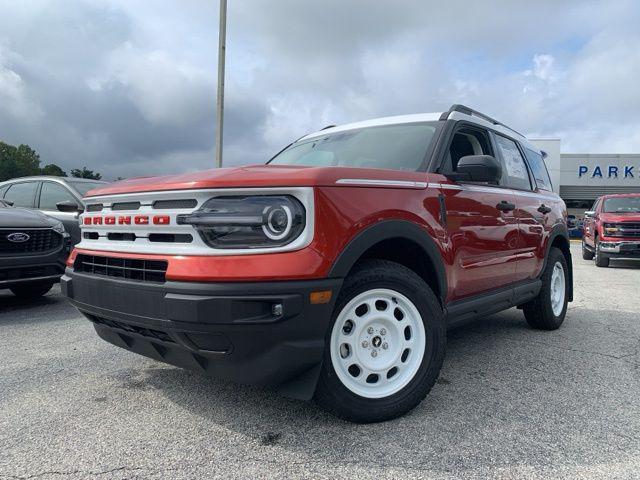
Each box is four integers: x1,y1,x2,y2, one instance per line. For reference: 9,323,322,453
494,135,531,190
447,127,493,173
592,198,602,213
39,182,76,211
0,185,9,198
524,148,553,191
4,181,38,208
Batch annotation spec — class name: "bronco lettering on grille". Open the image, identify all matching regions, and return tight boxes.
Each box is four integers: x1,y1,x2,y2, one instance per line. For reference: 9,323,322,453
83,215,171,225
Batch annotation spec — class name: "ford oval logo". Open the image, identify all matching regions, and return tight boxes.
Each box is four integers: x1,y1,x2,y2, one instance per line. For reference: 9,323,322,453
6,232,30,243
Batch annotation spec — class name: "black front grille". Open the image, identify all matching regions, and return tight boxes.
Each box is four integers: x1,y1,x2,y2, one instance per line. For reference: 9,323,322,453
112,201,141,211
153,199,197,209
610,223,640,238
74,254,168,283
0,264,63,283
0,229,62,255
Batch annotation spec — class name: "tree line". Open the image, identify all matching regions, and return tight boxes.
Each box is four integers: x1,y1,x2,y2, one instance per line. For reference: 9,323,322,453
0,141,102,181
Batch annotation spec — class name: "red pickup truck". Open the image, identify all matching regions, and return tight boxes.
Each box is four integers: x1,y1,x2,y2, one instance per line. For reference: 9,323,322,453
62,105,572,422
582,193,640,267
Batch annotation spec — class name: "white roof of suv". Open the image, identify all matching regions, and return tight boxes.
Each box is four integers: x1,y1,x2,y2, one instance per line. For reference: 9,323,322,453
300,104,540,153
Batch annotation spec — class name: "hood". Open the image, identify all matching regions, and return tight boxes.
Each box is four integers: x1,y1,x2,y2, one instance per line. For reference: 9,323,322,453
0,207,60,228
599,212,640,223
85,164,433,197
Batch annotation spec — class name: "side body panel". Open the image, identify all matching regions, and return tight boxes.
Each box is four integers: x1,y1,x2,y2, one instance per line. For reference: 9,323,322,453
512,189,566,280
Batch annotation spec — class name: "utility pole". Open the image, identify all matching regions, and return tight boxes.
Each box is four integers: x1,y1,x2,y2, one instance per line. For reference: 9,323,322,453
215,0,227,168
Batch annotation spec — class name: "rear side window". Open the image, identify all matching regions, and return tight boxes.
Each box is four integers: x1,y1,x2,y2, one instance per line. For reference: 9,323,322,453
39,182,76,210
524,148,553,191
494,135,531,190
4,181,38,208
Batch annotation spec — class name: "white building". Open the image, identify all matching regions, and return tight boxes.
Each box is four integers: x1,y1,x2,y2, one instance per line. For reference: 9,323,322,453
530,139,640,219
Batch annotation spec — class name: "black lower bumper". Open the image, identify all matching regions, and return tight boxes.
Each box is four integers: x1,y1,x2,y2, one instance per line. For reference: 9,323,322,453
0,246,68,289
62,269,341,399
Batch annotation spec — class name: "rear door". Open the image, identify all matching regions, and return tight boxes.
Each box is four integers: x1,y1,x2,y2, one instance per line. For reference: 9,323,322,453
439,125,519,299
3,181,39,209
492,135,546,281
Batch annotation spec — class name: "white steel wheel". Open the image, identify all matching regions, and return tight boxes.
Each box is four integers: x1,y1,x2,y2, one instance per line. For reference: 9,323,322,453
550,261,566,317
329,288,427,399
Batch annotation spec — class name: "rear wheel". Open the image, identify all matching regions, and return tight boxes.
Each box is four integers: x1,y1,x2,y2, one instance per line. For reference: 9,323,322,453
582,239,594,260
523,247,569,330
314,260,446,423
594,239,610,267
10,280,54,299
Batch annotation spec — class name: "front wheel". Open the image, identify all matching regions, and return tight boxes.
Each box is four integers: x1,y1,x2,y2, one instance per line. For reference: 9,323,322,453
314,260,446,423
523,247,569,330
594,240,610,267
582,239,594,260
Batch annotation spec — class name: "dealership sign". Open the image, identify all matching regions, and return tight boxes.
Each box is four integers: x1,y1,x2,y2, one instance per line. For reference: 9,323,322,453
578,165,635,179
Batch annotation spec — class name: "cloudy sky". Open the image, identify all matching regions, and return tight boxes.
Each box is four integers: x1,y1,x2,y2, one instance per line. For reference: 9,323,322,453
0,0,639,180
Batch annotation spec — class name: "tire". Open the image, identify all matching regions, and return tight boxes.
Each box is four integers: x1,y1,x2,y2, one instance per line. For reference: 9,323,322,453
594,240,610,267
314,259,446,423
10,280,54,299
582,240,594,260
523,247,569,330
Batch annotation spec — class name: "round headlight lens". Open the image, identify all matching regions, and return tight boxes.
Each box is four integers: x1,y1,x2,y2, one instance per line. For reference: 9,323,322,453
263,205,292,240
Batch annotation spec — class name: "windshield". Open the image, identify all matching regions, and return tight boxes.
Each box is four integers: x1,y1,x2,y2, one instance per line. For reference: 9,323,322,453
269,122,439,171
69,181,107,196
603,197,640,213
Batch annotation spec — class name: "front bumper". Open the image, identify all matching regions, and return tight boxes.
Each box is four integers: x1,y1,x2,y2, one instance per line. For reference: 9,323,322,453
62,269,342,399
598,240,640,256
0,244,69,288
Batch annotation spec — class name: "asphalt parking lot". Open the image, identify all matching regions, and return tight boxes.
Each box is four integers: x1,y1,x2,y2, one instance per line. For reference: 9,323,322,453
1,243,639,480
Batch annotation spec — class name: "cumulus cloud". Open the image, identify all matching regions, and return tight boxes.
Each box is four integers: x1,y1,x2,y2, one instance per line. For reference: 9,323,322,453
0,0,639,180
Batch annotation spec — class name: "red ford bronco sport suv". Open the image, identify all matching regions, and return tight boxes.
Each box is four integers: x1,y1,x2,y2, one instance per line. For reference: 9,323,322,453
582,193,640,267
63,105,572,422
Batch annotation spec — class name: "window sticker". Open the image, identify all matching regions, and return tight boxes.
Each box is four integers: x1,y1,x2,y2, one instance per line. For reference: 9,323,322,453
498,138,526,180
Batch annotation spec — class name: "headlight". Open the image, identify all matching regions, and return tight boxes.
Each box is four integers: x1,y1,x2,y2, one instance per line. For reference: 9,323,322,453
52,221,67,235
177,195,306,249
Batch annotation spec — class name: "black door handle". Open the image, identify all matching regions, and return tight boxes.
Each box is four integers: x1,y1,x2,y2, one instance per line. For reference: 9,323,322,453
496,200,516,212
537,204,552,214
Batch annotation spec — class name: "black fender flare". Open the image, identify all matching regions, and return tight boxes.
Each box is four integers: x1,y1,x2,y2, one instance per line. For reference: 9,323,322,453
544,223,573,302
328,220,447,304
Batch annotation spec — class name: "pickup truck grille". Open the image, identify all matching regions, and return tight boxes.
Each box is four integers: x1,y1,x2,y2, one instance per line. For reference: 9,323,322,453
74,254,168,283
608,223,640,238
0,228,62,255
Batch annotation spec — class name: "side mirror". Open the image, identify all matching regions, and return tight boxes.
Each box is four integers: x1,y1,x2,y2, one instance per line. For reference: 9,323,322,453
453,155,502,183
584,211,596,218
3,200,14,207
56,200,83,213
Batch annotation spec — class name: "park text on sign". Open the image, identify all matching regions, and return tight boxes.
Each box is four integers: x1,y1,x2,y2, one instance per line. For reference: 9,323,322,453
578,165,635,179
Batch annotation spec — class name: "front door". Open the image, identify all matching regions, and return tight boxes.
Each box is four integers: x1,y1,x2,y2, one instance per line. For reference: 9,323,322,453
439,125,520,300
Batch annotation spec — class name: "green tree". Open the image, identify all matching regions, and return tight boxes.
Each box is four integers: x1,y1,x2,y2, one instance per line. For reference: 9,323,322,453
0,141,42,181
70,167,102,180
41,163,67,177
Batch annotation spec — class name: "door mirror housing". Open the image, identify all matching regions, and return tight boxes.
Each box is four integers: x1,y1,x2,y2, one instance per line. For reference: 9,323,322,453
56,200,83,213
584,210,596,218
450,155,502,183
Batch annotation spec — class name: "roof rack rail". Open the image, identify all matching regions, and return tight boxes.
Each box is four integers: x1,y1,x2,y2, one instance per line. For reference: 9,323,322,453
439,104,525,138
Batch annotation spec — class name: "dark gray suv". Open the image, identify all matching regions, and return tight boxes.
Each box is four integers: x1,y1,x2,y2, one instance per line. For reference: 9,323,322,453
0,176,107,244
